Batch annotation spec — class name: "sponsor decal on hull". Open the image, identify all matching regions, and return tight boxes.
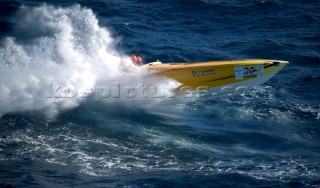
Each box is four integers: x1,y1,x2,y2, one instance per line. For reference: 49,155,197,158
235,65,264,80
192,69,215,77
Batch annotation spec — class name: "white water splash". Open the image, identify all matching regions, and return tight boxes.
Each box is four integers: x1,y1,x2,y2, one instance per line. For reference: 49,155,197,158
0,4,171,117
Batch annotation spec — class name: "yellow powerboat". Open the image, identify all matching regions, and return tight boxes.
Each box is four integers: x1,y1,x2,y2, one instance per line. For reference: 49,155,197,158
142,59,288,90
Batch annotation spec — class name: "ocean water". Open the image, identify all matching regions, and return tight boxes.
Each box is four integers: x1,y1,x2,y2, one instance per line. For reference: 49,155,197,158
0,0,319,187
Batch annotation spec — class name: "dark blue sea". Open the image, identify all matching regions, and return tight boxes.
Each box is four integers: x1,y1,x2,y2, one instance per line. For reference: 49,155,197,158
0,0,319,187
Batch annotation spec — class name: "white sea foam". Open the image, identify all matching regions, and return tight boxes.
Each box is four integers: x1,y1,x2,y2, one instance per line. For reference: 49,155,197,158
0,4,176,118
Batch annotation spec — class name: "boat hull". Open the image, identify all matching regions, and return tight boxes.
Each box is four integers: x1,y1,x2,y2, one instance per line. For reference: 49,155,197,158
142,59,288,90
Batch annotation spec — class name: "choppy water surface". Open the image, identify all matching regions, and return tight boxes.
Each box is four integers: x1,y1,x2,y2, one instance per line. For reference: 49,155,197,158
0,0,319,187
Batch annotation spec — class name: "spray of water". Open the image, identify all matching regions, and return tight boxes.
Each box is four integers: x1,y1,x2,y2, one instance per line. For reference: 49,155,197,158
0,4,173,118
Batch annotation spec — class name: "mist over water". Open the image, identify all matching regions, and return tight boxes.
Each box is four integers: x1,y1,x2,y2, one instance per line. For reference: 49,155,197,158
0,1,320,187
